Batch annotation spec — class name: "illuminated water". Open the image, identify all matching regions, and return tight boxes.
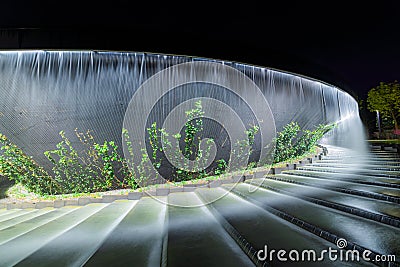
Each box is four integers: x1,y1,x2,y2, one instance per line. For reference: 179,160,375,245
0,51,390,267
0,50,367,175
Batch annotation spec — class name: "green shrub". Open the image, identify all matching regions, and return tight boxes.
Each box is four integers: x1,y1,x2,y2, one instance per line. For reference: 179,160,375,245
0,102,334,196
44,129,135,194
0,133,60,195
294,123,335,157
143,100,260,182
273,122,335,163
273,122,301,163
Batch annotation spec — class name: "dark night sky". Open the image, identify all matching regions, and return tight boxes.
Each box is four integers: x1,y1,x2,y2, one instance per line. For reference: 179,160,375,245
1,1,399,100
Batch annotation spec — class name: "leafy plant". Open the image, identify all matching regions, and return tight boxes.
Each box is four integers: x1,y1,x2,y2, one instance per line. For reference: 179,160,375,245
147,122,161,168
44,129,135,194
214,159,227,175
273,122,335,163
1,100,334,197
0,133,59,195
294,123,335,156
122,128,137,189
367,80,400,130
184,100,205,159
273,122,300,163
144,101,265,181
246,125,259,146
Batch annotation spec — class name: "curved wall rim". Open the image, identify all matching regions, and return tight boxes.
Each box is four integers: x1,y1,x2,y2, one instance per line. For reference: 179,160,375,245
0,49,357,99
0,50,363,174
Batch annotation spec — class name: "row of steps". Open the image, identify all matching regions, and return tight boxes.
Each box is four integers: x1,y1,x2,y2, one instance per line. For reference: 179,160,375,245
0,145,399,266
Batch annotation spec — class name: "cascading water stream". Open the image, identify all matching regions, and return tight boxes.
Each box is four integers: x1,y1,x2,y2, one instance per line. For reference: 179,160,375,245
0,50,366,179
1,52,399,267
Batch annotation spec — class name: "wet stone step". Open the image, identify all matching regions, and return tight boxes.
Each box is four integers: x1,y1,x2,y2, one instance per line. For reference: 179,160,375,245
320,160,400,165
83,196,168,267
0,207,54,231
0,206,79,246
276,173,400,199
14,200,138,267
0,208,8,215
1,144,400,266
311,163,400,171
0,204,105,266
230,183,400,261
246,178,400,224
265,175,400,204
281,170,400,188
0,209,37,223
325,155,400,159
195,187,367,267
166,192,254,267
0,209,21,219
296,166,400,178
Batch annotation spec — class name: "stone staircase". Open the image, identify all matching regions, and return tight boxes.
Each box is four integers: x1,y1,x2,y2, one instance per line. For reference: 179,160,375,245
0,145,399,267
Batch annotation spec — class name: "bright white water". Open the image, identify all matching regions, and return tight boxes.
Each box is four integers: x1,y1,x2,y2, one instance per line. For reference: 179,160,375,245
0,50,367,177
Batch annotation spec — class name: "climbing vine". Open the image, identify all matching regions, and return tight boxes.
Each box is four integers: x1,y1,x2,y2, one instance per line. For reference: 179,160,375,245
0,101,334,196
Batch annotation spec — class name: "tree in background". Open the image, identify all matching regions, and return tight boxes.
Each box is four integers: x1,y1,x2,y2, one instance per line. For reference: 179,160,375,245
367,81,400,131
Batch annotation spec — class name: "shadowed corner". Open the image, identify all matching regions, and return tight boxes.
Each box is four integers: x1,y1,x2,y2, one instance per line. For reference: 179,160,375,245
0,177,14,199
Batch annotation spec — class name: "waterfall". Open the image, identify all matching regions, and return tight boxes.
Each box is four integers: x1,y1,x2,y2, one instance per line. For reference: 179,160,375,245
0,50,367,182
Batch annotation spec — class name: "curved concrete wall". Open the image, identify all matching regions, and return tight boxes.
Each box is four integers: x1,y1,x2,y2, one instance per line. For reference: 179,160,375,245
0,51,364,172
